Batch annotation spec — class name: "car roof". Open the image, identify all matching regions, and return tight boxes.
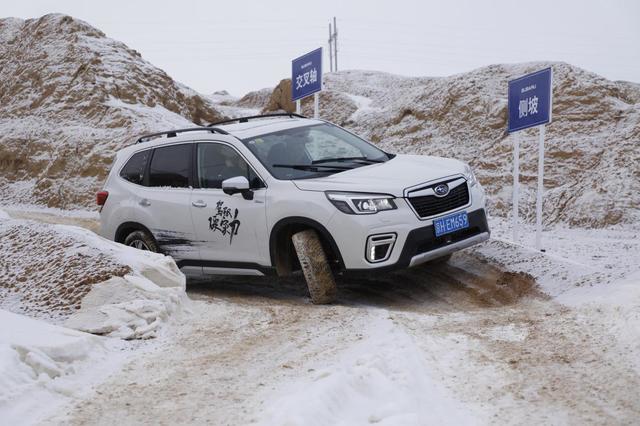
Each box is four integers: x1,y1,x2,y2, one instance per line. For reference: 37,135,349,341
217,117,323,140
119,116,324,160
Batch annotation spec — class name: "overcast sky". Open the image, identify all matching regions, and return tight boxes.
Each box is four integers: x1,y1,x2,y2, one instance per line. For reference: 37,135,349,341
5,0,640,96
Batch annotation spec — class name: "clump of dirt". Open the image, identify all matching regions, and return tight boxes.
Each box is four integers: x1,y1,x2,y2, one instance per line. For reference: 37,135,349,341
0,220,131,321
263,79,297,112
468,270,544,306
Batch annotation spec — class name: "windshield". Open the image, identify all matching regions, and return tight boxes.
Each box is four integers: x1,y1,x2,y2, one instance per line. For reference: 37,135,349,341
241,123,391,180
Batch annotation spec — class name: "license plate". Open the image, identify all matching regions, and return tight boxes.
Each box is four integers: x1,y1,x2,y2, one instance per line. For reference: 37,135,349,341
433,211,469,237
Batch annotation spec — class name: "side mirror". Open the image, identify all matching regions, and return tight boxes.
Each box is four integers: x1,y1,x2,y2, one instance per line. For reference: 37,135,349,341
222,176,253,200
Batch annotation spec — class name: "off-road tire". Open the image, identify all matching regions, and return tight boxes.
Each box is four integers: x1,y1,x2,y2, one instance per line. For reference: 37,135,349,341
291,229,337,304
124,230,159,253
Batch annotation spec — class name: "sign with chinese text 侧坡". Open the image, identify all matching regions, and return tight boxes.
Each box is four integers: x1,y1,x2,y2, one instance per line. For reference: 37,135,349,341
291,47,322,101
508,67,552,132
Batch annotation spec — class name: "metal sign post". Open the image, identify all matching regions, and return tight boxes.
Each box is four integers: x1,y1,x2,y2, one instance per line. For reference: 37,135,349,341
313,93,319,118
291,47,323,118
507,67,553,251
512,133,520,243
535,125,545,250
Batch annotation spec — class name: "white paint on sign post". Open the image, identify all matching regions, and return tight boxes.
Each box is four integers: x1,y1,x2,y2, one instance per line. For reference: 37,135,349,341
313,93,319,118
512,133,520,243
535,125,545,250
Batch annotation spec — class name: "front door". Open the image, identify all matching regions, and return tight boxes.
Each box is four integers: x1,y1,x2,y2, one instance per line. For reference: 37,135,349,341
189,142,269,270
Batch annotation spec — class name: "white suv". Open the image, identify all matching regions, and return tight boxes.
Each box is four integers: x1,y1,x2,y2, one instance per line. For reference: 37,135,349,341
98,114,490,303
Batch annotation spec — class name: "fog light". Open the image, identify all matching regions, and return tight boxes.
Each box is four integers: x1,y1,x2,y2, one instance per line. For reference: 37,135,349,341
365,233,397,263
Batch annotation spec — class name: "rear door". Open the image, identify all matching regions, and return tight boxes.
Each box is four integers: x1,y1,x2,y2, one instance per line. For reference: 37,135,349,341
189,142,269,270
139,143,199,261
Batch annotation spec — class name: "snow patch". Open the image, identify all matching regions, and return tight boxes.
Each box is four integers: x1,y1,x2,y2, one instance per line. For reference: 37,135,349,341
259,310,475,426
66,274,188,340
0,309,127,425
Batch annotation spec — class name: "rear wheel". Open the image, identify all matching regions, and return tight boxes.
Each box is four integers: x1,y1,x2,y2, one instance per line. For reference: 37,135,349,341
124,230,159,253
291,229,337,304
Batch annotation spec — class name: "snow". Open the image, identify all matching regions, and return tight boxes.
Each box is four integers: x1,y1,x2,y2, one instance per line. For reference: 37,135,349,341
20,208,637,424
0,212,190,423
252,217,640,425
0,309,129,425
259,310,476,426
0,215,189,338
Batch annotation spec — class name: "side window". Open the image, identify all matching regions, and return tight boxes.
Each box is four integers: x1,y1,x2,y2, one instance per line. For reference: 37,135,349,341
148,144,192,188
197,143,263,189
120,150,150,186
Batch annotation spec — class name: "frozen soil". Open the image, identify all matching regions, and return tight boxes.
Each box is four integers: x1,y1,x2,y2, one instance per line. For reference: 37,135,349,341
51,252,639,425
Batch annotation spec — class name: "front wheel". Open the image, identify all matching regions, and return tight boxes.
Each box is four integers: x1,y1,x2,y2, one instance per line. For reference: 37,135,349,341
291,229,337,304
124,230,159,253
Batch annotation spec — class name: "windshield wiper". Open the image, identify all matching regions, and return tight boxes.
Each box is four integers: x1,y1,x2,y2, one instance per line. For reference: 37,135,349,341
272,164,353,172
312,156,385,165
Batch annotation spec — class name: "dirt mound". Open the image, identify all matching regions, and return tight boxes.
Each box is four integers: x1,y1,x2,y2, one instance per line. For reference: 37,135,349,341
0,213,187,338
262,78,358,124
236,87,272,109
0,221,131,319
0,14,225,209
259,65,640,227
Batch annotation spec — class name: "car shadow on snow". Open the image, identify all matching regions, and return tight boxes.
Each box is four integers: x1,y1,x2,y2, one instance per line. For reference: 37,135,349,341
186,252,544,312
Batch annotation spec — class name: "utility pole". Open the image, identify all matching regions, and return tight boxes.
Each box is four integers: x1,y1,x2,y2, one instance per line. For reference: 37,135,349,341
333,16,338,71
328,22,333,72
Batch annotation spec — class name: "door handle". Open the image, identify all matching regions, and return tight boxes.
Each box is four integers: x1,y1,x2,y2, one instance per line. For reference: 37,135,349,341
139,198,151,207
192,200,207,208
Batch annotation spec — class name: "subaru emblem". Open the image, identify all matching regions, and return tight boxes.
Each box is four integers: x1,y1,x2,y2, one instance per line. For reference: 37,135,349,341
434,183,449,197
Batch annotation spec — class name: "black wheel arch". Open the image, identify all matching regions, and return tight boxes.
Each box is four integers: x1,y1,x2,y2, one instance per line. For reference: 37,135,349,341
269,216,345,276
115,221,157,245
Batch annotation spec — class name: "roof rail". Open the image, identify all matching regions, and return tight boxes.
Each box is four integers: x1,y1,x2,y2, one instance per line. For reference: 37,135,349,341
207,112,306,127
135,127,229,144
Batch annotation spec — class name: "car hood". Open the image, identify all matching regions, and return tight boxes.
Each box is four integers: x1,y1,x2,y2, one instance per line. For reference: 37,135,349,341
292,154,467,197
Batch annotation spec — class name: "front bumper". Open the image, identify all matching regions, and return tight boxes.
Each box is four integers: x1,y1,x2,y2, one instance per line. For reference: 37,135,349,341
345,208,490,273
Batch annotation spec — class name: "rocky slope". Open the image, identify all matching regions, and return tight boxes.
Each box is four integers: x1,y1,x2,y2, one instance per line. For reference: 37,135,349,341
260,65,640,227
0,14,224,208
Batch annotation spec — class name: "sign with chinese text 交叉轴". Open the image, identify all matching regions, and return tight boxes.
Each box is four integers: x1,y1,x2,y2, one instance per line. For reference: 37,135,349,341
291,47,322,101
508,67,552,132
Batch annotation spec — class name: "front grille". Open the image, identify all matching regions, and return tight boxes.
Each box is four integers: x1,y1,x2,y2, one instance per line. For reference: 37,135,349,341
407,182,470,218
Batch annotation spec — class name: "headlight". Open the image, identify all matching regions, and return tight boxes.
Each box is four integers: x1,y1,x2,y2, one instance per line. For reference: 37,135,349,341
326,192,397,214
464,164,478,187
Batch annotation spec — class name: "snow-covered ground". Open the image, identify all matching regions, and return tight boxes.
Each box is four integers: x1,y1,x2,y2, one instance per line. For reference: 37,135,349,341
0,209,191,424
0,310,133,425
10,208,636,425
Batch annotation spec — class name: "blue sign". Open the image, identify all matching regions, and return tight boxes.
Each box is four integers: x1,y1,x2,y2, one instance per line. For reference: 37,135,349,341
292,47,322,101
508,68,552,132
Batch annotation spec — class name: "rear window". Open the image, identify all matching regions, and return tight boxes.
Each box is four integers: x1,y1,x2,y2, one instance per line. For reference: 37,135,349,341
148,144,192,188
120,150,149,185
